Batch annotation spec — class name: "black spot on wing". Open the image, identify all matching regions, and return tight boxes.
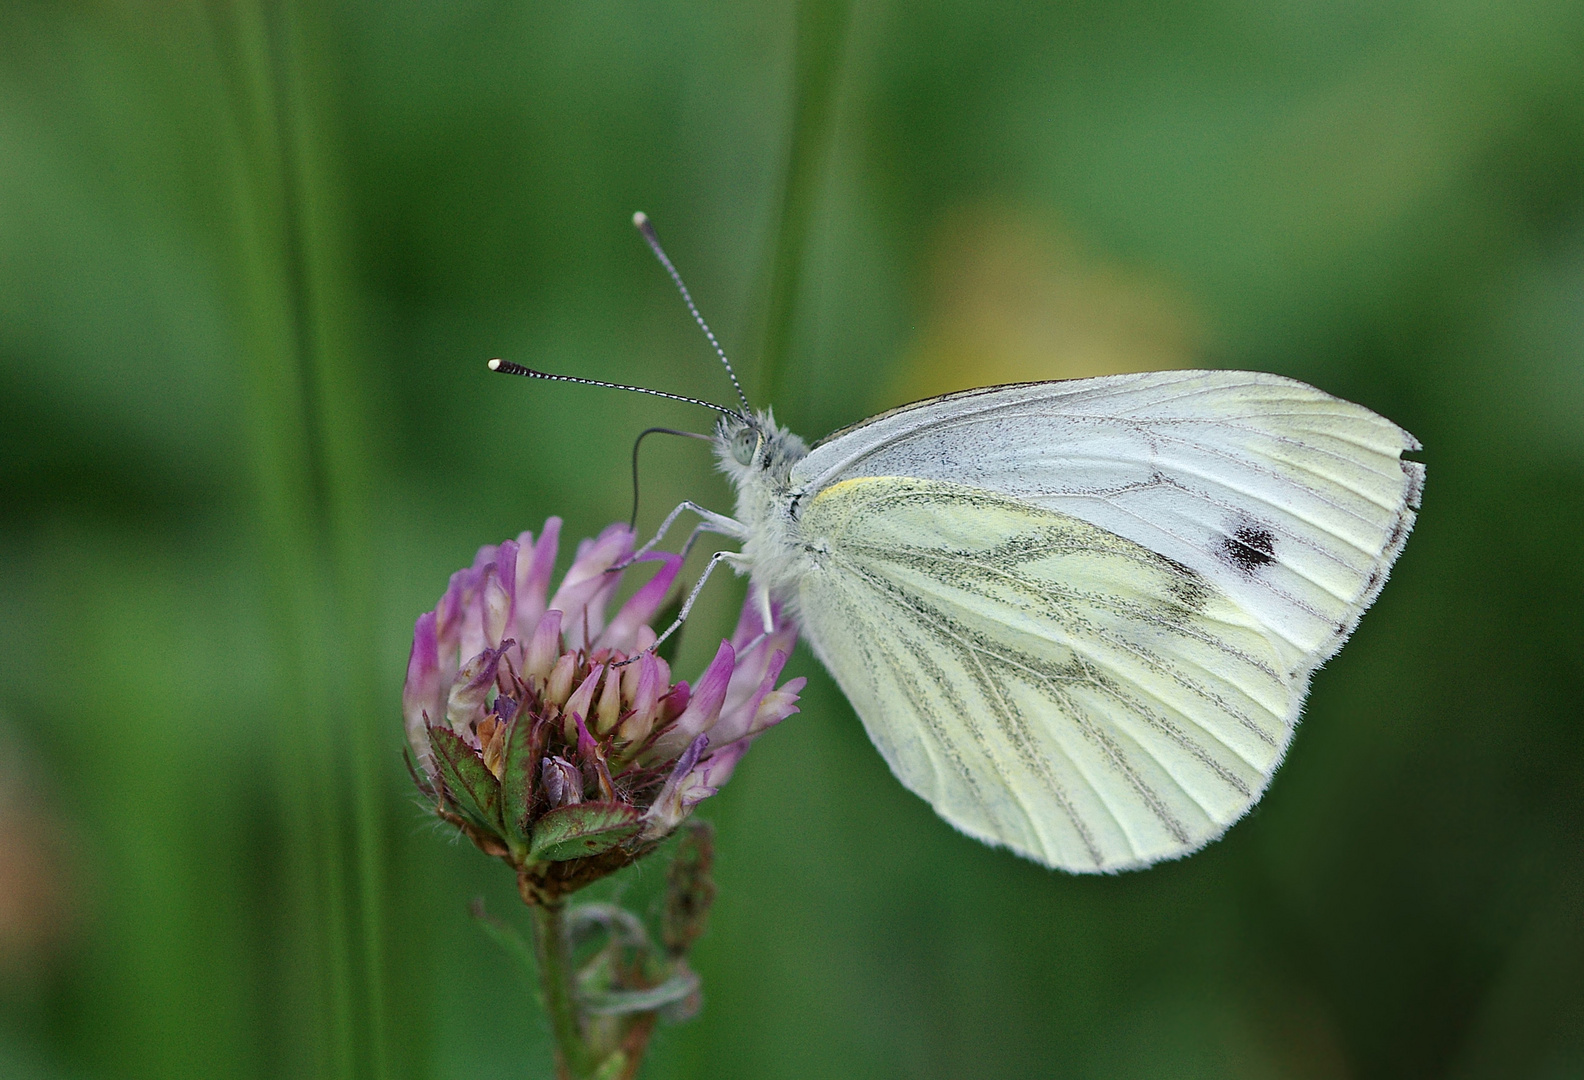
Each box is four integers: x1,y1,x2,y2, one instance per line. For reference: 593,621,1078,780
1218,523,1277,574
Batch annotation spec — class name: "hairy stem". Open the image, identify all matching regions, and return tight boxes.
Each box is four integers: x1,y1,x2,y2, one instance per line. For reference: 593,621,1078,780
531,902,598,1079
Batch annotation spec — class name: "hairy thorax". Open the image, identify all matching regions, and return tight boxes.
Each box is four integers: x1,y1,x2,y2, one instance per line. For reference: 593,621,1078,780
713,410,814,614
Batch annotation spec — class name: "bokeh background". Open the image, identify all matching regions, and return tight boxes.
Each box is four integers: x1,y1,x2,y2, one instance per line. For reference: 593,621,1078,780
2,1,1583,1077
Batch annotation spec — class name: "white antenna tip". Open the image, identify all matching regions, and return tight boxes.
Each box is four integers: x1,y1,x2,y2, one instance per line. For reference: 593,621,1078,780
487,358,502,371
632,211,649,228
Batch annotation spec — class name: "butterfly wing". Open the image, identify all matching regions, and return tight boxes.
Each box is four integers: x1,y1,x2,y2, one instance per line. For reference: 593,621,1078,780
795,476,1295,871
792,370,1423,681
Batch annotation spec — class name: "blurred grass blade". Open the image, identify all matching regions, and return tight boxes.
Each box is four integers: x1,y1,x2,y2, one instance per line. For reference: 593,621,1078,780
756,0,854,409
190,0,390,1075
276,4,393,1075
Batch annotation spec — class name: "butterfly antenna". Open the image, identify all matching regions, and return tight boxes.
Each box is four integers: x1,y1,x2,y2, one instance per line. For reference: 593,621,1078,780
488,359,739,418
632,212,753,413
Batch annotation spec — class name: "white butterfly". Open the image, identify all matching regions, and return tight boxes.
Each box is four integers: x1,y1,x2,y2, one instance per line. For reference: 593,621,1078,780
494,216,1424,873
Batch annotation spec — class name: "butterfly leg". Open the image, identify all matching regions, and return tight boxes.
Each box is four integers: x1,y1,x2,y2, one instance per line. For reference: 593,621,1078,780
621,501,746,569
729,603,778,658
620,549,750,662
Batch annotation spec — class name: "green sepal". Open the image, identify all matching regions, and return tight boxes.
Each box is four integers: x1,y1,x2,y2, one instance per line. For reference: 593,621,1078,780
529,802,642,862
427,724,502,831
500,717,541,851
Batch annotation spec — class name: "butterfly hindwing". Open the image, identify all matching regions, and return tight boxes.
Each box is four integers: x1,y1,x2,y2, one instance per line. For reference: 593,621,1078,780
794,476,1297,871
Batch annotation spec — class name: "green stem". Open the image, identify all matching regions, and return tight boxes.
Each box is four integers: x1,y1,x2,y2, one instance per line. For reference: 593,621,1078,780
530,902,599,1080
756,0,854,410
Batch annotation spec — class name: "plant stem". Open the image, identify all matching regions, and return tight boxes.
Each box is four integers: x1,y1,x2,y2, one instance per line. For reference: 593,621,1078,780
531,902,599,1080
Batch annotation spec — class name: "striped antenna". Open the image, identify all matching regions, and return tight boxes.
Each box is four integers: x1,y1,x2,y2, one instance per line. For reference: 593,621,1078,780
632,212,753,413
487,359,738,417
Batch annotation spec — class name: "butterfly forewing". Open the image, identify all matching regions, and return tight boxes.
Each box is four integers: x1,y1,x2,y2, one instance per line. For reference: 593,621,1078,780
792,371,1423,681
795,477,1297,871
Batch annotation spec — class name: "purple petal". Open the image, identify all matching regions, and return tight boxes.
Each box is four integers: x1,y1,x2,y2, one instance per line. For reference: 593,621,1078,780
524,609,564,683
598,551,682,653
616,650,663,744
481,562,512,650
570,711,616,800
487,541,520,650
457,573,489,668
549,523,633,649
693,737,752,790
435,566,476,684
471,544,498,574
563,665,603,728
513,519,561,647
712,647,791,746
645,640,734,761
402,612,441,774
729,584,798,649
749,677,805,736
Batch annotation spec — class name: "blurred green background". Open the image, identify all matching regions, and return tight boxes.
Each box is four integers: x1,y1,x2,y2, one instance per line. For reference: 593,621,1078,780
2,1,1582,1077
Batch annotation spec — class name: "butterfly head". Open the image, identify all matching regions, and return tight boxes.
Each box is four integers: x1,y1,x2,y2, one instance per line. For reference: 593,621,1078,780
714,409,808,491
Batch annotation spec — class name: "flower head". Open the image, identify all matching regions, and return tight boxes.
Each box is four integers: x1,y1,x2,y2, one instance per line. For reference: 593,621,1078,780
403,518,803,903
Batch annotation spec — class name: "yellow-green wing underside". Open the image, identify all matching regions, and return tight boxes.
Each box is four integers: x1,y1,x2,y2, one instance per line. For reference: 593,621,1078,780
796,476,1296,872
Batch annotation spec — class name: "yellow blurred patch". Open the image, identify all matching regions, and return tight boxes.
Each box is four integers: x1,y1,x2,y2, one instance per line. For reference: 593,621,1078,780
895,205,1204,402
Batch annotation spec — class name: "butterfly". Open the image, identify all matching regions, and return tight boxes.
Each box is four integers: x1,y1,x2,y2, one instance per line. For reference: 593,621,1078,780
492,215,1424,873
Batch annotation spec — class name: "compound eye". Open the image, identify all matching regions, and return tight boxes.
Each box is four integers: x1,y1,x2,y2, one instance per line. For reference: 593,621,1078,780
730,428,757,466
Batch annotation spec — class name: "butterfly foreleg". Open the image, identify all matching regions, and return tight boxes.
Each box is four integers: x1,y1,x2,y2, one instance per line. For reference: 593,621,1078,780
621,501,747,569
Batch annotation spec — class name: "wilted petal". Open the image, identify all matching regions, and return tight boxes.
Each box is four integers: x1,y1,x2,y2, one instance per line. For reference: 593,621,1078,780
542,755,583,807
446,644,508,737
642,734,710,837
